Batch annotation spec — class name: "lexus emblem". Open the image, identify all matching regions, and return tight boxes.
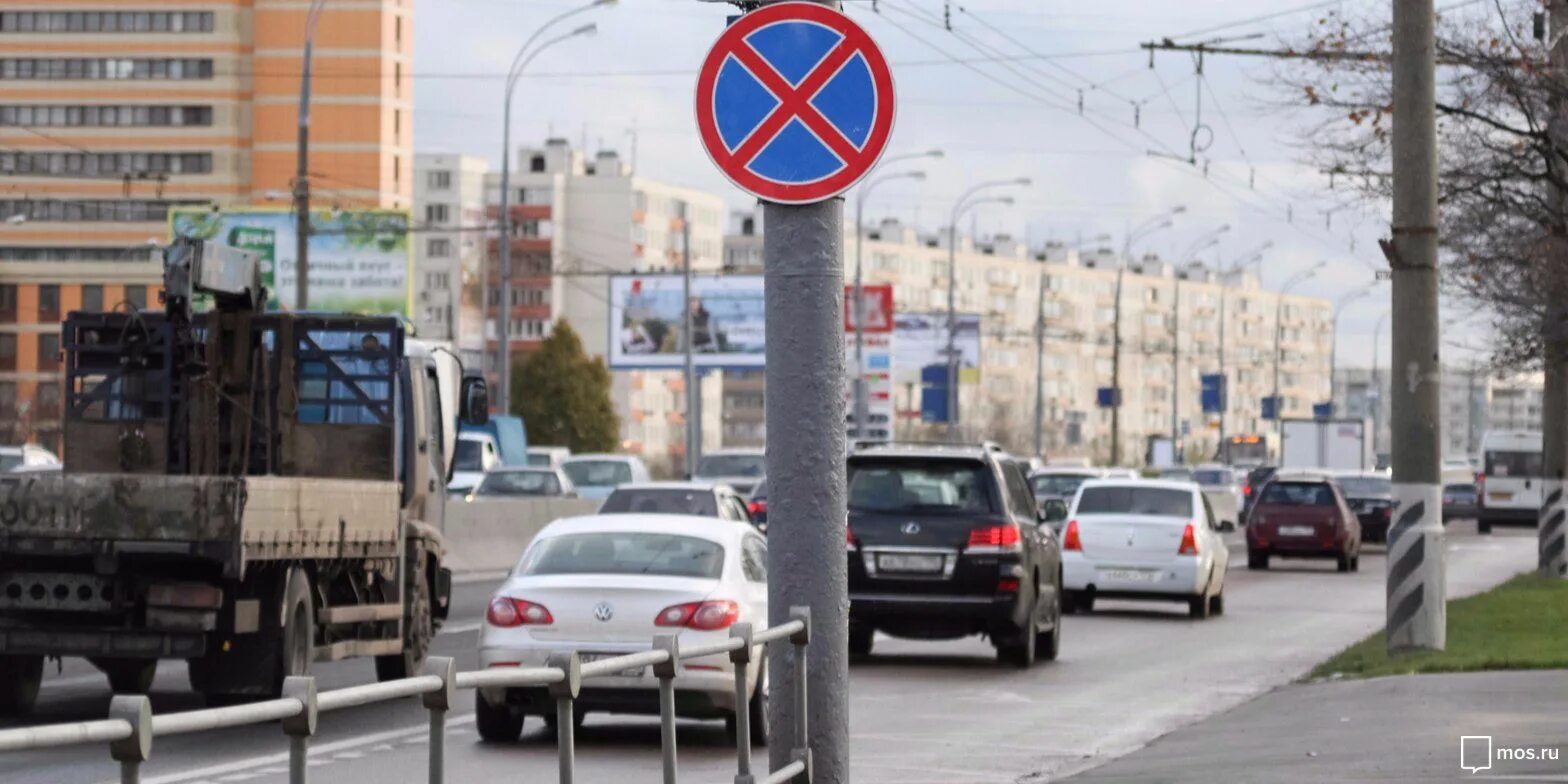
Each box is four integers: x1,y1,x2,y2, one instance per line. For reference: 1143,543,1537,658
593,602,614,622
901,522,921,535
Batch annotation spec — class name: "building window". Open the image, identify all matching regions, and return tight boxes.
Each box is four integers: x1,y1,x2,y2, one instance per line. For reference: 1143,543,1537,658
37,284,59,319
0,284,14,318
0,199,205,222
37,332,59,368
529,155,546,173
0,12,214,33
0,151,211,175
0,335,14,371
124,285,146,310
82,284,103,312
426,170,451,190
0,246,157,262
0,104,212,127
0,58,214,80
424,203,448,224
427,237,451,257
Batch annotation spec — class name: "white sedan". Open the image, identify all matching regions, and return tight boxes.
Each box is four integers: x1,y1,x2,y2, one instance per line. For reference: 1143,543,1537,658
1061,480,1231,619
476,514,770,743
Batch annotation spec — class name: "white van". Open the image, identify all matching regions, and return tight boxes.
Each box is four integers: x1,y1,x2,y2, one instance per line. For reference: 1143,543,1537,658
1478,430,1543,534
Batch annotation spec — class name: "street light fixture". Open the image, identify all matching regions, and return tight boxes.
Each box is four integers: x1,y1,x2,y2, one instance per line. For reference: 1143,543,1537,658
1109,206,1184,465
945,180,1028,437
1271,261,1327,436
851,165,932,436
494,2,609,413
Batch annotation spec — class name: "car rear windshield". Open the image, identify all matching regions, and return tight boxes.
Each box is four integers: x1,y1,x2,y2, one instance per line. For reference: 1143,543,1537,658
562,460,633,487
696,454,765,478
1192,469,1231,486
1336,476,1391,497
453,440,484,472
478,471,560,496
526,453,551,468
1444,483,1476,495
1259,482,1336,506
1031,473,1093,498
600,488,719,516
848,458,997,514
1075,486,1193,517
520,532,724,579
1485,450,1542,478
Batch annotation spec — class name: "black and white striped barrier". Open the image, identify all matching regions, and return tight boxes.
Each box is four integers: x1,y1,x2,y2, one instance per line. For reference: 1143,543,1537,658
1541,481,1566,578
1387,484,1446,650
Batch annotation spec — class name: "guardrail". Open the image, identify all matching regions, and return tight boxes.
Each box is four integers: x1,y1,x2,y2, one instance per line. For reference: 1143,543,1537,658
0,607,812,784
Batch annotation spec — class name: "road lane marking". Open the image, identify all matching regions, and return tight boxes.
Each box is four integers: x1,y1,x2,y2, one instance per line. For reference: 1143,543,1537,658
95,715,476,784
441,621,482,635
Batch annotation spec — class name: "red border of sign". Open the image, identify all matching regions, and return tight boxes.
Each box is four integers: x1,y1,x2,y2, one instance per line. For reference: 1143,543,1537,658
695,2,896,205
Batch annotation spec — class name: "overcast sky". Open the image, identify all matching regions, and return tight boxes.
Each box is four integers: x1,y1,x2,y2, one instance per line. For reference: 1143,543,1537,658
411,0,1496,369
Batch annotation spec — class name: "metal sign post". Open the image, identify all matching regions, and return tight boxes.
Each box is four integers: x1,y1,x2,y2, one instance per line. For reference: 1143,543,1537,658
695,3,896,780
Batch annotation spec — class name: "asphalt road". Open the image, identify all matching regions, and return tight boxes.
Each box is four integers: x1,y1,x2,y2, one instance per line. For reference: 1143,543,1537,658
2,523,1538,784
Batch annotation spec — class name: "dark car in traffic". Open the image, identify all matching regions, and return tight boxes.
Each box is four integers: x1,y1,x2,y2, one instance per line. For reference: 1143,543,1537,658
1245,473,1361,572
1333,472,1395,543
746,478,769,527
1443,482,1479,522
847,443,1062,668
1241,465,1279,523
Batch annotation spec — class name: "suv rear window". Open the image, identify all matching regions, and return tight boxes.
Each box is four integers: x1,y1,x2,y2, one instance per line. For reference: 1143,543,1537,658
1259,482,1335,506
600,488,718,516
848,457,997,514
1075,486,1193,517
1031,473,1094,498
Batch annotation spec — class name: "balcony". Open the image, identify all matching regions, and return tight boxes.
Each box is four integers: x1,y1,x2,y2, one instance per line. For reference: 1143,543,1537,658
485,204,552,221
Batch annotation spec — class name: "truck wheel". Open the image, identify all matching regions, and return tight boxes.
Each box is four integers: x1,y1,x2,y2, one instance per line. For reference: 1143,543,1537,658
93,658,157,695
376,559,432,682
279,566,316,685
0,655,42,717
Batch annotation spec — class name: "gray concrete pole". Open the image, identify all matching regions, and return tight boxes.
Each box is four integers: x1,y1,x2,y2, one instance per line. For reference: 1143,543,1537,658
1538,0,1568,579
1386,0,1445,651
293,0,326,311
763,195,847,783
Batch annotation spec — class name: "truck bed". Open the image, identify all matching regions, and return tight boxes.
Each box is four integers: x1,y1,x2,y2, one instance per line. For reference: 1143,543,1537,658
0,473,401,571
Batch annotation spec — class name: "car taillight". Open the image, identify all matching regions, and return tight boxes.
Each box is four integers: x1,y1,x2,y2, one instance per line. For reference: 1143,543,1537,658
968,524,1021,550
655,600,739,631
1063,520,1082,551
996,577,1020,594
846,527,858,551
1244,482,1253,498
1382,505,1393,520
1178,523,1199,555
486,597,553,627
747,499,768,518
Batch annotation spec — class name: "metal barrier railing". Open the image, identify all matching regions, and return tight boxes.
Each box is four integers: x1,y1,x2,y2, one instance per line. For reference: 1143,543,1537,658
0,606,812,784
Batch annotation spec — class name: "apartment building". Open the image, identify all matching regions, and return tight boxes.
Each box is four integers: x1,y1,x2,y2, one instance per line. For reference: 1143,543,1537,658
483,139,726,472
1335,366,1543,460
0,1,412,451
721,216,1335,464
413,153,487,360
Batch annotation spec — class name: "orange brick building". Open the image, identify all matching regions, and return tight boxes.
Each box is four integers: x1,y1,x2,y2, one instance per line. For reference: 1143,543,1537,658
0,0,412,451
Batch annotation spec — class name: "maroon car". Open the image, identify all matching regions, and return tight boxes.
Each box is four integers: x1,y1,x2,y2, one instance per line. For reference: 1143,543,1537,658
1245,474,1361,572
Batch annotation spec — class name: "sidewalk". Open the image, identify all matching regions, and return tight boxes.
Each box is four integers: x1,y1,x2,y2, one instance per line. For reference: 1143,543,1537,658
1063,670,1568,783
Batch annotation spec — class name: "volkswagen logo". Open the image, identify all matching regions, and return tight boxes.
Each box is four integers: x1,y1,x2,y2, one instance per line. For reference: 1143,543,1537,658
593,602,614,622
901,522,921,535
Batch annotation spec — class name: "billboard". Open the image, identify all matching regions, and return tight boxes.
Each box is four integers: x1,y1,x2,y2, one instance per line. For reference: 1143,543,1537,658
845,284,894,441
892,312,981,385
171,208,413,315
609,274,766,369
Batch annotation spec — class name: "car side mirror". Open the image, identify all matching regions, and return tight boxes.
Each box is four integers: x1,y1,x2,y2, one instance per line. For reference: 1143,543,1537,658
1219,520,1236,533
460,375,490,426
1042,499,1069,525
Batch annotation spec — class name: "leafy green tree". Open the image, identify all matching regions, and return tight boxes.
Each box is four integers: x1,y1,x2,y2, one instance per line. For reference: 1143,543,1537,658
513,320,619,453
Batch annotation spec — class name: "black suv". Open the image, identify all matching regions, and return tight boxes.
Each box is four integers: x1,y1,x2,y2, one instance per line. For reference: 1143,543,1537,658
846,442,1062,668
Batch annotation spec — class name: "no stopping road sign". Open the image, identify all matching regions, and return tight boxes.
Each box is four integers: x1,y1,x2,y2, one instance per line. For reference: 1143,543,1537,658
695,2,896,204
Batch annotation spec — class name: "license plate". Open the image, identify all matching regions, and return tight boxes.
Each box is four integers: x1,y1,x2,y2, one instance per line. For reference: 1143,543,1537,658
1099,568,1159,583
877,553,945,574
1489,492,1514,501
580,652,644,678
1279,525,1316,537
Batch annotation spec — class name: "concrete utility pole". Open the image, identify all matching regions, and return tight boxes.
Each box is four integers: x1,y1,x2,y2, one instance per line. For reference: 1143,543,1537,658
293,0,328,311
1385,0,1446,650
1110,208,1183,465
945,179,1027,438
853,158,933,439
761,5,844,781
1541,0,1568,579
495,3,605,412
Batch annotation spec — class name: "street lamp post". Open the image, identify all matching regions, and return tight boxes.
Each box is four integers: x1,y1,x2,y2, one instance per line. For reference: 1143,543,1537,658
1272,262,1326,438
494,2,609,413
1170,225,1229,455
945,178,1030,439
1035,234,1109,457
1109,206,1184,465
293,0,328,310
1330,282,1378,410
1214,242,1271,448
853,150,939,439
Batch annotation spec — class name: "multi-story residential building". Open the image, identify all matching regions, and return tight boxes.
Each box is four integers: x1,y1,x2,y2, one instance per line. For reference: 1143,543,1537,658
1334,365,1542,460
413,153,487,361
722,215,1336,464
483,139,726,473
0,2,412,450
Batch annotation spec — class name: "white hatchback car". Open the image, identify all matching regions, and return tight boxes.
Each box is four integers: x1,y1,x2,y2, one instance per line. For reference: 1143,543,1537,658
476,514,769,743
1061,480,1230,618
